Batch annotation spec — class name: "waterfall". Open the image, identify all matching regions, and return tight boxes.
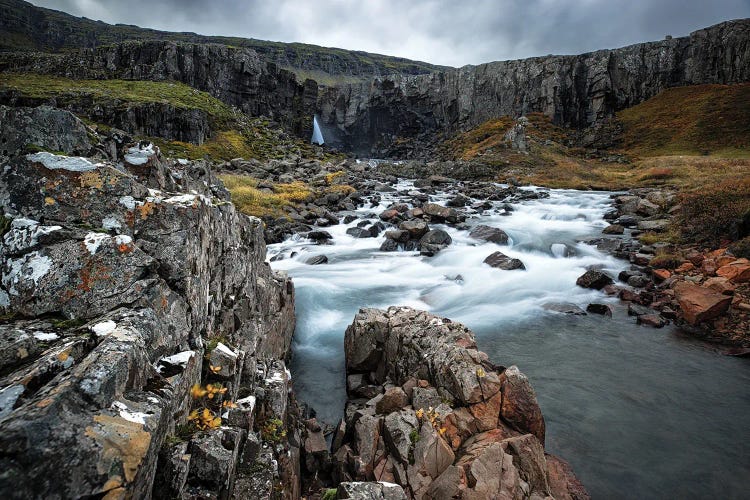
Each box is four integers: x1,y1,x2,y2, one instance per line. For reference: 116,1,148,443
311,116,325,145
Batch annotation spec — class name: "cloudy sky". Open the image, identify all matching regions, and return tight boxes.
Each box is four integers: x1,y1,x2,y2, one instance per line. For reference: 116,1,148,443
31,0,750,67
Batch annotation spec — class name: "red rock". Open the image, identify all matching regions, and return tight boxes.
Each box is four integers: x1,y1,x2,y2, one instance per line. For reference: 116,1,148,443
710,248,727,258
717,255,737,267
499,366,545,445
701,259,718,276
653,269,671,281
546,454,592,500
674,282,732,325
376,387,409,414
703,277,736,295
716,259,750,283
675,262,695,273
686,250,704,266
379,209,399,221
469,391,502,432
637,314,668,328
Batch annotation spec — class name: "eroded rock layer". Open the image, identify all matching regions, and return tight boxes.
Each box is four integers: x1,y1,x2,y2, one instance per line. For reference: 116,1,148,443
0,133,299,498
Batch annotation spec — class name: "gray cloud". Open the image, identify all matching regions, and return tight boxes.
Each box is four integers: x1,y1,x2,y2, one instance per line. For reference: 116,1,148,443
31,0,750,66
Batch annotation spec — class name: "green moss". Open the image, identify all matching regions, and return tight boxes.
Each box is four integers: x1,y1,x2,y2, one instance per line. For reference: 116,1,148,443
50,318,86,329
648,253,684,270
0,214,11,239
321,488,338,500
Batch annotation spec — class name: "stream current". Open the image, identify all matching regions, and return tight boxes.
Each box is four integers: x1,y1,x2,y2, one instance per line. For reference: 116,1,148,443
267,181,750,499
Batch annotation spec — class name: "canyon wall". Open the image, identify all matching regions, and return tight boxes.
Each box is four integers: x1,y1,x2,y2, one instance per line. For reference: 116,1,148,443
317,19,750,156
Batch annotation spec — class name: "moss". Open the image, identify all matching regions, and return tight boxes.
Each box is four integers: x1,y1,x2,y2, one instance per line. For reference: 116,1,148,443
0,213,11,239
321,488,338,500
51,318,86,329
409,429,420,444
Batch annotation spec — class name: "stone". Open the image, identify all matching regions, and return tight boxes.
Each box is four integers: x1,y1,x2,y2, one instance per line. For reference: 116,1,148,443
483,251,525,270
602,224,625,235
307,230,333,243
674,282,733,325
637,314,668,328
337,482,407,499
576,270,614,290
543,303,587,315
419,229,453,256
347,227,375,238
703,277,736,295
421,203,463,223
469,225,510,244
499,366,545,445
412,387,442,411
398,220,430,239
383,410,419,464
637,219,670,232
376,387,410,414
546,454,591,500
653,269,671,281
586,303,613,317
306,255,329,265
716,260,750,283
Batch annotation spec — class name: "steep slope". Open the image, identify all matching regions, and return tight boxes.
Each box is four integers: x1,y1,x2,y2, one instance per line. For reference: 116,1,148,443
318,19,750,156
0,0,444,82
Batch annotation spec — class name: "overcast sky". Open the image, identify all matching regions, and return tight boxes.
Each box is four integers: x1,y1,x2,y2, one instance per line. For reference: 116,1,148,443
31,0,750,67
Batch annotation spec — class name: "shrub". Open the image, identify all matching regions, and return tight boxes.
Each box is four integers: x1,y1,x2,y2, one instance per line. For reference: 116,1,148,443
675,178,750,243
648,253,683,270
321,488,338,500
729,236,750,259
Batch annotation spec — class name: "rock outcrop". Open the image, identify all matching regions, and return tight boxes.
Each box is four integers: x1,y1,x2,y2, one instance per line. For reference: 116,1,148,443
0,124,300,498
1,39,319,137
334,307,588,499
318,19,750,155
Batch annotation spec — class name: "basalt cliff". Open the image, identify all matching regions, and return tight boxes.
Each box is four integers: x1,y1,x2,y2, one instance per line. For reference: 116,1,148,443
317,19,750,156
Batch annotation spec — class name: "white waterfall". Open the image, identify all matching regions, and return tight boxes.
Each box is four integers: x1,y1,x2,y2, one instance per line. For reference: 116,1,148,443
311,116,325,145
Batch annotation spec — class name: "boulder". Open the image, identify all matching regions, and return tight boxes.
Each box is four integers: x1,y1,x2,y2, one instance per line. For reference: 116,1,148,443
375,387,409,414
337,482,407,499
421,203,463,223
543,303,587,315
306,255,329,265
602,224,625,235
674,282,732,325
499,366,545,445
469,225,510,244
576,270,614,290
398,220,429,239
586,303,613,317
716,259,750,283
419,230,453,256
483,251,525,270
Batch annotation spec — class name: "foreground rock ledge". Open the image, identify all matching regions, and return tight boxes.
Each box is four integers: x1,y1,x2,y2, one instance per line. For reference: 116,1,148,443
334,307,588,499
0,144,298,498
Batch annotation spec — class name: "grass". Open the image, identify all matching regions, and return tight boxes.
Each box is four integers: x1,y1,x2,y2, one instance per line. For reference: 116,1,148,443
219,175,313,218
617,83,750,158
0,72,237,127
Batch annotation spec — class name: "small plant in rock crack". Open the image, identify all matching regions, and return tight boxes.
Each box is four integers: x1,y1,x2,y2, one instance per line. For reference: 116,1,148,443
187,382,236,432
416,407,447,436
259,417,287,443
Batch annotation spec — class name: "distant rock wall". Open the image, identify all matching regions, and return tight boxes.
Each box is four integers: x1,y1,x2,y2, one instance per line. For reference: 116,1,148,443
318,19,750,156
0,112,300,498
1,40,319,137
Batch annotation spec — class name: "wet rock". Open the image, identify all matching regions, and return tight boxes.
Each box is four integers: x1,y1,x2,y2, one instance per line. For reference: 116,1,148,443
305,254,329,265
674,282,733,325
347,227,375,238
586,303,613,317
421,203,463,223
483,251,525,270
469,224,510,244
543,303,587,315
398,220,429,239
602,224,625,235
637,314,668,328
379,239,399,252
307,230,333,243
576,270,614,290
499,366,546,445
419,229,453,256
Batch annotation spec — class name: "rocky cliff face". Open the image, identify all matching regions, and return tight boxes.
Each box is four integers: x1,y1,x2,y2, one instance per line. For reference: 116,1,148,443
0,109,300,498
318,19,750,156
1,40,319,137
326,307,588,499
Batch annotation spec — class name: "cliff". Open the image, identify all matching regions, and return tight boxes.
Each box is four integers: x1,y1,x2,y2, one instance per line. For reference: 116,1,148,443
0,107,300,499
1,39,319,137
317,19,750,156
0,0,443,82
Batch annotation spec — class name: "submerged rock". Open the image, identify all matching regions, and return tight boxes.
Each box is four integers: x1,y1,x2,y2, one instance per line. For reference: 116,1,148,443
576,270,614,290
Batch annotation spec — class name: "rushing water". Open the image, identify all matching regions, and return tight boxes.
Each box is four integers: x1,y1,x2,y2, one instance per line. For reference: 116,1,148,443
268,182,750,499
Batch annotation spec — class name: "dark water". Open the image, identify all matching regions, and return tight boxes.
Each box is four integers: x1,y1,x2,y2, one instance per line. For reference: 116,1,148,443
269,184,750,499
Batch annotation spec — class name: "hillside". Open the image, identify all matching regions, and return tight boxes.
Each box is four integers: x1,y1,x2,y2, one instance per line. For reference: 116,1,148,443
0,0,444,84
439,84,750,190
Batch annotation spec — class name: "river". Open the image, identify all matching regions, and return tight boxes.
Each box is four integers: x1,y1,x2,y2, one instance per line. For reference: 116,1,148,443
267,181,750,499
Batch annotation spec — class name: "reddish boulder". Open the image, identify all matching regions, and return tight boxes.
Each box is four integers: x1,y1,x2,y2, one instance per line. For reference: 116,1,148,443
716,259,750,283
673,282,732,325
499,366,545,445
